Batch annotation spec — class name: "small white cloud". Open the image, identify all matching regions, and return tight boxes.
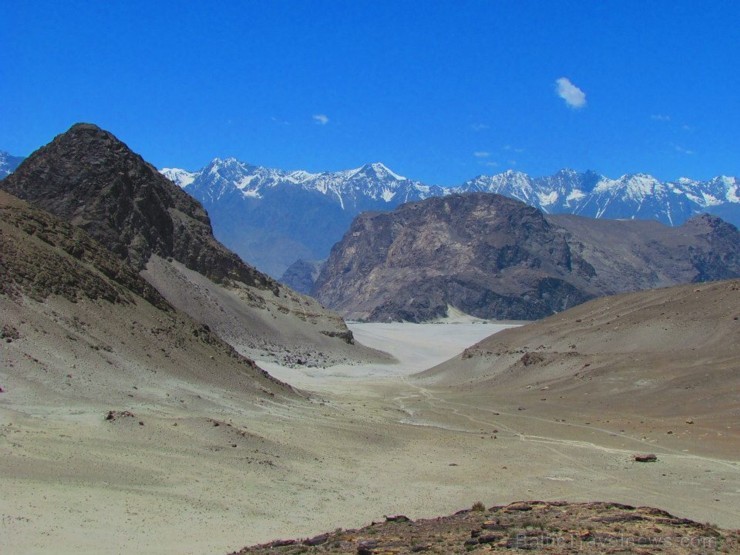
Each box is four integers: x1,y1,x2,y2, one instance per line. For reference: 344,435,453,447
484,161,499,167
555,77,586,109
474,151,491,158
504,145,524,153
471,123,490,131
651,114,671,122
312,114,329,125
674,144,695,155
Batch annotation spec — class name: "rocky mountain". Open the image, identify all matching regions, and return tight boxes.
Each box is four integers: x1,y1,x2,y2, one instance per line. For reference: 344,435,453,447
0,189,292,402
312,193,740,322
0,150,24,178
160,161,739,278
162,158,444,277
0,124,385,367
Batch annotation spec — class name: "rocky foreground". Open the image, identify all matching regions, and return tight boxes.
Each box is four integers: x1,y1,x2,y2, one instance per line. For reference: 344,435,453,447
233,501,739,554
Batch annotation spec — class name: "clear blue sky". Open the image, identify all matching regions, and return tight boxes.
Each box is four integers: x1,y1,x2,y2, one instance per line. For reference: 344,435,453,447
3,1,739,185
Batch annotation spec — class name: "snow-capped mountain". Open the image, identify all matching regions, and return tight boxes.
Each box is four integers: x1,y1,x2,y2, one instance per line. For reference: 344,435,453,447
160,158,739,279
167,158,442,208
0,151,24,178
160,167,197,188
459,169,739,226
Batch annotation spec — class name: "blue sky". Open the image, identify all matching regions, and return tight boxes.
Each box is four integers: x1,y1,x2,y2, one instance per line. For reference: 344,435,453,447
3,1,739,185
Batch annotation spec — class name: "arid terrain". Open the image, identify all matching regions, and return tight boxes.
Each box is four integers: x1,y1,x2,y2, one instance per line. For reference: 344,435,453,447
2,310,738,554
1,126,737,555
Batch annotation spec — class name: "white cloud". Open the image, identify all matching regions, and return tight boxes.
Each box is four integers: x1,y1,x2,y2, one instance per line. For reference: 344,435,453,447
473,151,490,158
674,144,695,155
651,114,671,122
471,123,489,131
555,77,586,109
312,114,329,125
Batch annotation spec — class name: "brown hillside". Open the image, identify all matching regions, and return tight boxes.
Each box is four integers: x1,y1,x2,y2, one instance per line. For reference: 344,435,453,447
417,280,740,453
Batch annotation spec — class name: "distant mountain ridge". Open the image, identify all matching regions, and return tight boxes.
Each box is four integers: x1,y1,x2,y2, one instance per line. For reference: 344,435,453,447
161,160,739,278
162,158,443,208
0,151,24,178
461,168,739,226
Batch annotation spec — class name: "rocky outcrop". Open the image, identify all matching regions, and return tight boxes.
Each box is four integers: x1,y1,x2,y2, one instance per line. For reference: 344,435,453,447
233,500,739,554
313,193,740,322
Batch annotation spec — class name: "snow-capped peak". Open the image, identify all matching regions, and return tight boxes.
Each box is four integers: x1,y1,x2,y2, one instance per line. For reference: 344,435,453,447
363,162,406,181
0,150,25,178
159,159,739,229
161,167,199,188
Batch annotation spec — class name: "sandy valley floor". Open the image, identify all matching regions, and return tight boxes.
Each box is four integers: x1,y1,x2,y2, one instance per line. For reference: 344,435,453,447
2,322,738,554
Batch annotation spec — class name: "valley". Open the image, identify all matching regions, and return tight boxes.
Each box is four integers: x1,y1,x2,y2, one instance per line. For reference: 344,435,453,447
0,125,737,554
6,3,740,552
2,320,737,554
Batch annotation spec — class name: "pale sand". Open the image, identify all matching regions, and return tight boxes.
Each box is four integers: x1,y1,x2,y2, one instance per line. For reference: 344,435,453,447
2,322,738,554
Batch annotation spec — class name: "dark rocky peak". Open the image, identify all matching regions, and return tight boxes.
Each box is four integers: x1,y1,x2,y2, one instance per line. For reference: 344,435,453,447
313,192,593,321
0,123,277,291
683,212,737,235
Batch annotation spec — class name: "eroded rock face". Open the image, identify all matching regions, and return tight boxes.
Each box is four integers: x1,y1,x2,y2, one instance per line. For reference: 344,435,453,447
313,193,740,322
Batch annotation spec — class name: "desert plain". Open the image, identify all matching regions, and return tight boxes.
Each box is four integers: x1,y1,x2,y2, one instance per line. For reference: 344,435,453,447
1,316,738,554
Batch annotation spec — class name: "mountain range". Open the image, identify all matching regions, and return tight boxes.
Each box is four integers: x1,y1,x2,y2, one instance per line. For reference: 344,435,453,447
161,159,739,278
312,193,740,322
